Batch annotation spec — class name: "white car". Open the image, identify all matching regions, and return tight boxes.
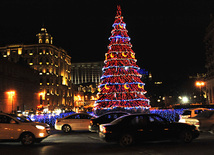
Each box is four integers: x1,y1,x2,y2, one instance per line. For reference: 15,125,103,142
184,110,214,133
179,108,210,123
0,113,50,145
55,113,92,133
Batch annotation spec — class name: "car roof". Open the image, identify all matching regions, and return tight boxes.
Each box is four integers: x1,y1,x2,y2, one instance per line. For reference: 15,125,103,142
98,111,129,117
121,113,161,118
184,108,210,111
0,112,13,116
62,112,91,118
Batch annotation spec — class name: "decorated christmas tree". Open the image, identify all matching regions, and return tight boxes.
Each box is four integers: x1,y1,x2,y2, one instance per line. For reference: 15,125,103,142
94,5,150,113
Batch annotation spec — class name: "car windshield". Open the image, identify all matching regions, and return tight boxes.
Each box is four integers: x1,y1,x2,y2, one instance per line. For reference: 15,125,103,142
195,111,214,118
13,116,32,123
110,115,127,125
182,110,191,115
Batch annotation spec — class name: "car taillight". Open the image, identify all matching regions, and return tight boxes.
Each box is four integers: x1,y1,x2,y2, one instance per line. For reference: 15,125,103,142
90,120,93,125
195,122,200,126
100,125,106,133
102,127,107,133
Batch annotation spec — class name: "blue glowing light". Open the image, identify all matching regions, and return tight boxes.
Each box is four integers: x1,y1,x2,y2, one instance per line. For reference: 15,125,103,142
102,65,140,71
112,23,126,28
109,35,131,41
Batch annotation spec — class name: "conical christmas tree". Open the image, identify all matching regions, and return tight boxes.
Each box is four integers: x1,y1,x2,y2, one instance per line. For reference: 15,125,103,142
94,5,150,113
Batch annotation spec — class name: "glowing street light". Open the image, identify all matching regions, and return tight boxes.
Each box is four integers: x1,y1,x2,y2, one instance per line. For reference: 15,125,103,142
7,91,15,113
39,92,45,105
195,81,205,104
182,96,189,103
196,81,205,87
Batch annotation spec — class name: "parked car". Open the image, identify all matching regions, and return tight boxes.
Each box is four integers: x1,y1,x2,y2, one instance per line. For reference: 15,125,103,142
99,114,200,146
89,111,129,132
55,113,93,133
179,108,210,123
0,113,50,145
183,110,214,134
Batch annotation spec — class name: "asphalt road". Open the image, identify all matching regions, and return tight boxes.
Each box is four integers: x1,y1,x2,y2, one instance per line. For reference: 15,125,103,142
0,131,214,155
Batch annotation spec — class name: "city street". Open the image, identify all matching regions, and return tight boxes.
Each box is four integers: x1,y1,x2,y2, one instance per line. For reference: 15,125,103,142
0,130,214,155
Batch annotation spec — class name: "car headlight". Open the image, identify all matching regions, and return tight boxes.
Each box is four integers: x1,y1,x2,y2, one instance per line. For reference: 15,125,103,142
35,125,45,130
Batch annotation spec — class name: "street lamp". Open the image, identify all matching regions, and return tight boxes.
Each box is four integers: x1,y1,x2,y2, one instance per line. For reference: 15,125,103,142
39,92,45,105
196,81,205,87
195,81,205,104
182,96,189,104
7,91,15,113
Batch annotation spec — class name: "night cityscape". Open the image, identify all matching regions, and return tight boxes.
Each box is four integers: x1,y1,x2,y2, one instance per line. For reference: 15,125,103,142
1,0,214,154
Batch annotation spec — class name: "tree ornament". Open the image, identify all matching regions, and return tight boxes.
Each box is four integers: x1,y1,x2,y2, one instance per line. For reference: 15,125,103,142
105,84,110,90
122,52,128,57
124,84,129,90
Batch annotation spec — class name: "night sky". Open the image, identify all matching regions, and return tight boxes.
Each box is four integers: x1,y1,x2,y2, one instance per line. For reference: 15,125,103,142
0,0,214,88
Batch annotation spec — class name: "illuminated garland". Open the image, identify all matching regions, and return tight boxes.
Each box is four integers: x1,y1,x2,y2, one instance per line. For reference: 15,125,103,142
99,82,145,87
101,74,142,79
102,65,139,71
96,98,149,103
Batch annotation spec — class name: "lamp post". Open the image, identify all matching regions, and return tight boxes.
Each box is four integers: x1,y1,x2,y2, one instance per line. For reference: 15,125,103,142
195,81,205,104
7,91,15,114
39,92,45,105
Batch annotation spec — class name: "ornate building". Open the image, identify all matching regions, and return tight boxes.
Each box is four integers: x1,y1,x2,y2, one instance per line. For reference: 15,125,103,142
0,27,72,110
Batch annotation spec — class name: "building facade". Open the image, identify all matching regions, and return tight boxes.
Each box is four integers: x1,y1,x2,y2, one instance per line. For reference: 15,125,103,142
0,28,72,110
70,61,103,110
205,16,214,104
71,61,103,84
0,58,40,113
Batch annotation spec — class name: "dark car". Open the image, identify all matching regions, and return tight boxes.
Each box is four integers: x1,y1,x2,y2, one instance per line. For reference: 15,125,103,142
89,111,129,132
99,114,200,146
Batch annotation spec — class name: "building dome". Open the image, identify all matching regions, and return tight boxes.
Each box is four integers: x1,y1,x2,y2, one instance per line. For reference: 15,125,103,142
36,27,53,44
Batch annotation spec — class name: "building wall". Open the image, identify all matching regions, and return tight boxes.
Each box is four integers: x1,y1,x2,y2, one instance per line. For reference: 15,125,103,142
206,78,214,104
0,58,40,113
205,17,214,104
71,61,103,84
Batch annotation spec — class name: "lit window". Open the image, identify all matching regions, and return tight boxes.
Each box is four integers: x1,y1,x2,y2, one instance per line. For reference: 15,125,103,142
39,39,42,43
45,39,49,44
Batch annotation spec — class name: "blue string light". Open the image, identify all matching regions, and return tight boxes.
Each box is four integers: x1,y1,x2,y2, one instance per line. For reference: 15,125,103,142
112,23,126,28
102,65,139,71
109,35,131,41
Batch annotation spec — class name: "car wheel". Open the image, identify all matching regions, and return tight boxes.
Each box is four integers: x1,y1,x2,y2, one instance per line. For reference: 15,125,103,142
119,133,134,147
20,133,35,145
180,130,193,143
62,124,72,133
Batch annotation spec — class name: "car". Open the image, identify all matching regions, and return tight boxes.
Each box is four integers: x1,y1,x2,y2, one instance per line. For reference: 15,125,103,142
99,114,200,146
0,113,50,145
183,110,214,133
89,111,129,132
55,113,93,133
179,108,210,123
